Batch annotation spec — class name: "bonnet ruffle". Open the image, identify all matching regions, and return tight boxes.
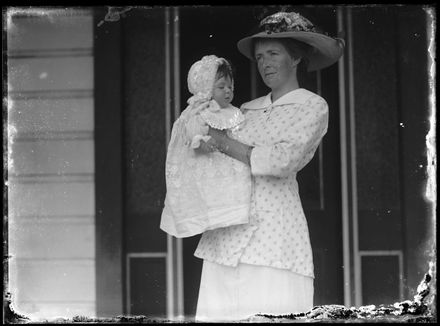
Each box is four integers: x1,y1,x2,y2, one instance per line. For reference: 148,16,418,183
187,55,233,107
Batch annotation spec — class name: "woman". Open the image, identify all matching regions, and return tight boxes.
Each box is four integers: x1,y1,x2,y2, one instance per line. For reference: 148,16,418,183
193,11,345,321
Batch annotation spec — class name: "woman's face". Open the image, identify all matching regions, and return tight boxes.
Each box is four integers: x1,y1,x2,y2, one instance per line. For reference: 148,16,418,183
254,39,299,91
212,76,234,108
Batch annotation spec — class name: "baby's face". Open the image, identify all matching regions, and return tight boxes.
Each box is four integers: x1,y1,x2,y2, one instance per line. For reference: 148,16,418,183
212,76,234,108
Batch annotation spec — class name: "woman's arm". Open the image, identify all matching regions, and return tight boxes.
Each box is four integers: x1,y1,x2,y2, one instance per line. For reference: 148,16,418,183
199,98,328,175
249,100,329,177
206,128,254,166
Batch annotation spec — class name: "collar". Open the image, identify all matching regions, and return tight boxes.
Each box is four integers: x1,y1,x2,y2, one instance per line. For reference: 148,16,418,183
200,105,244,130
241,88,316,110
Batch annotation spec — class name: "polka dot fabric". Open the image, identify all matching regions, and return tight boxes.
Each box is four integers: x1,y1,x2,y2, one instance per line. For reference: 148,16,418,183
194,88,329,278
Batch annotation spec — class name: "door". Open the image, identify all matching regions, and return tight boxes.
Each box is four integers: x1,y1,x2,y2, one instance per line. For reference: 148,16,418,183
178,6,343,316
94,5,343,319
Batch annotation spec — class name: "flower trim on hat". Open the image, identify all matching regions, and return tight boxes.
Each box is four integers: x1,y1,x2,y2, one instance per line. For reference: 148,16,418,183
259,12,318,34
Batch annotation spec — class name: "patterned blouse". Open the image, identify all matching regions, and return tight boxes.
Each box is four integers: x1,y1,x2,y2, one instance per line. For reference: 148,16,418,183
194,88,329,278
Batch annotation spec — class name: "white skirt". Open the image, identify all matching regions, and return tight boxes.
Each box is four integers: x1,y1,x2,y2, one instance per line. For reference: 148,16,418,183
195,260,314,322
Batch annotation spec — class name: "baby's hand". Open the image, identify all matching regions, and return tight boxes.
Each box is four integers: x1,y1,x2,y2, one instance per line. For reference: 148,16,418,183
186,114,209,139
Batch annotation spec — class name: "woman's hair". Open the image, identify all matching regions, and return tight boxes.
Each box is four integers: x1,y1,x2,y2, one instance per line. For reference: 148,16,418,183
278,38,311,68
279,39,310,84
215,59,234,82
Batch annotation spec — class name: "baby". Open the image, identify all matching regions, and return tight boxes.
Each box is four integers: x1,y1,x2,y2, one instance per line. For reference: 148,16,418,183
160,55,251,238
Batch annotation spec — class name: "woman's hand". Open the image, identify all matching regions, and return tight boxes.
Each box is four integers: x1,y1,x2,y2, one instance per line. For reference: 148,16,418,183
193,127,226,155
207,127,253,166
194,137,218,155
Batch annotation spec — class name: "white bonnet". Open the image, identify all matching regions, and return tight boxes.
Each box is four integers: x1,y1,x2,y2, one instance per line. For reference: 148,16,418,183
187,55,232,105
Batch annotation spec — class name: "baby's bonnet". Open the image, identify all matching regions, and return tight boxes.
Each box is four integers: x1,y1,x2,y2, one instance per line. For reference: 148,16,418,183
186,55,243,130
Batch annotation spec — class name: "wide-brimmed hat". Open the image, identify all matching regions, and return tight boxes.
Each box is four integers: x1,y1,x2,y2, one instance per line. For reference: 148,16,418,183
237,12,345,71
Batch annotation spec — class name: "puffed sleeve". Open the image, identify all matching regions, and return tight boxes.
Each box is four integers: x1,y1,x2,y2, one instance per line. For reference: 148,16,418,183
250,98,328,177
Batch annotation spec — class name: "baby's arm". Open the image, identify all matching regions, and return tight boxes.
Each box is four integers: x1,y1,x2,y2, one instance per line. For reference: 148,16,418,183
185,113,210,148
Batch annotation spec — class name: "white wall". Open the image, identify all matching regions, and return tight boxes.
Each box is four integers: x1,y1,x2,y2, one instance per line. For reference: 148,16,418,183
7,8,96,320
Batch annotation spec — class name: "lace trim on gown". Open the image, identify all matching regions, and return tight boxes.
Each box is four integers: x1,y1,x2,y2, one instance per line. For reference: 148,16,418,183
200,104,245,130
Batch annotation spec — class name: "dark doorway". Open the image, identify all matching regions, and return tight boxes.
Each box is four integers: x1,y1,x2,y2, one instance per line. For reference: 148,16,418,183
95,5,433,319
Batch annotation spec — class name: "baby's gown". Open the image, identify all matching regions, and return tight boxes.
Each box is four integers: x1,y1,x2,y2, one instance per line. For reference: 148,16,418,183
160,103,252,238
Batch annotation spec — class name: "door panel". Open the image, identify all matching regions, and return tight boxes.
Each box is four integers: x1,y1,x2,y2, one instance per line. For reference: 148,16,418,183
121,8,168,317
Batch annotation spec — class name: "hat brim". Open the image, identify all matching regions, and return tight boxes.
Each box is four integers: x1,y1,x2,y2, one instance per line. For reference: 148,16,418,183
237,31,344,72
